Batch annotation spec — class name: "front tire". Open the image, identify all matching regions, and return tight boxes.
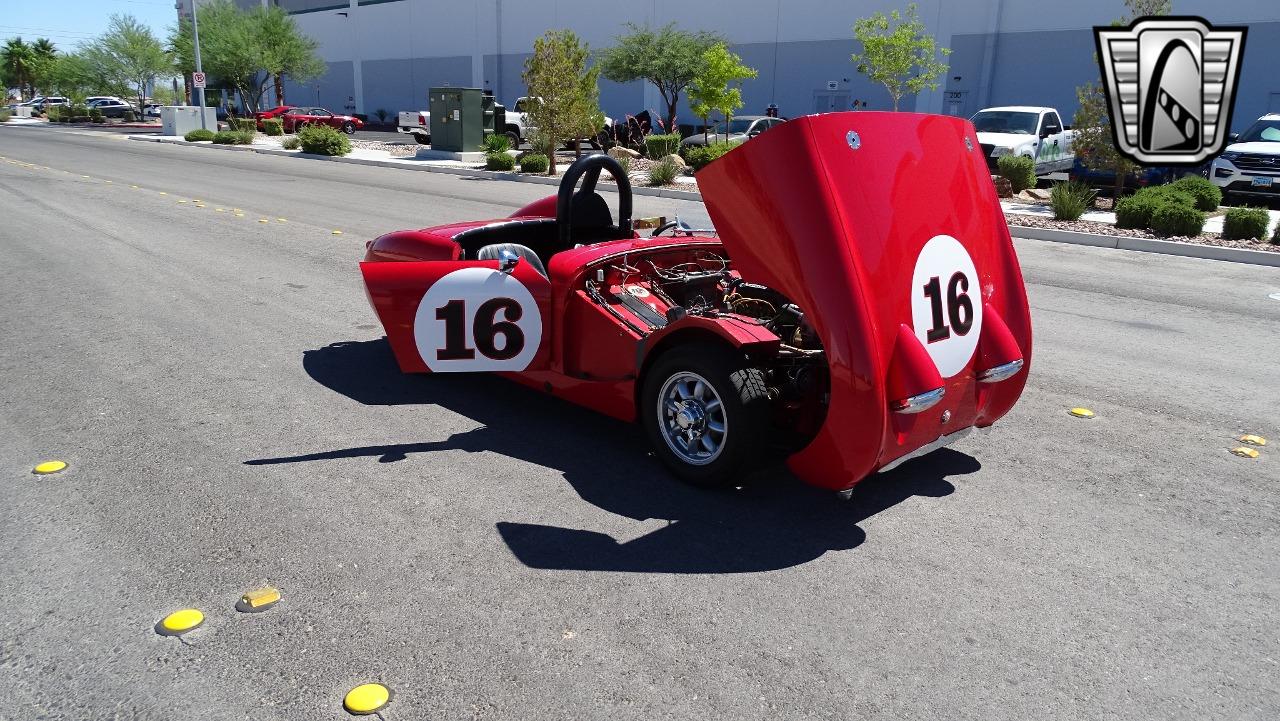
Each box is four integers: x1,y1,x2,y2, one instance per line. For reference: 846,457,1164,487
413,133,432,145
641,344,771,488
342,121,356,134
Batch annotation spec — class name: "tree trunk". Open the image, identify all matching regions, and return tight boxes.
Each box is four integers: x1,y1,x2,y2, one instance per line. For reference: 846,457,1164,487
274,73,285,106
573,138,582,159
664,94,678,135
1112,168,1126,199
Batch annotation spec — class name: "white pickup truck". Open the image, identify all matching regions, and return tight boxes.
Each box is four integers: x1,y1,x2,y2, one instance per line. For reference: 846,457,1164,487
971,106,1074,175
396,110,431,145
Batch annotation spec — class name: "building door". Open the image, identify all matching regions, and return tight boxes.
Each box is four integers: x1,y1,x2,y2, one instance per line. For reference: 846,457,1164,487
812,91,851,113
945,91,968,117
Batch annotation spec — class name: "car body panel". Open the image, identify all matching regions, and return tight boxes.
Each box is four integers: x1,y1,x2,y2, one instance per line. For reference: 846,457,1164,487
280,107,363,133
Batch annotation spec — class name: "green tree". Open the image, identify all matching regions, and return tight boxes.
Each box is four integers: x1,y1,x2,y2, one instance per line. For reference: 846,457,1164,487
84,15,170,111
687,43,758,144
258,6,325,107
29,38,57,93
2,38,35,100
523,29,603,174
850,3,950,111
43,53,96,101
1073,0,1171,197
598,23,722,133
167,19,196,103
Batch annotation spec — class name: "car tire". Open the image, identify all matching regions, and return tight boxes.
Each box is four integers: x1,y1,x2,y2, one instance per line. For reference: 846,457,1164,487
641,343,771,488
414,134,432,145
342,121,356,134
505,130,521,149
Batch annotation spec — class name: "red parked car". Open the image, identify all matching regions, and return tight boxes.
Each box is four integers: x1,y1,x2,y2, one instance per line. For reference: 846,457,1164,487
254,105,295,129
359,112,1031,492
281,107,363,134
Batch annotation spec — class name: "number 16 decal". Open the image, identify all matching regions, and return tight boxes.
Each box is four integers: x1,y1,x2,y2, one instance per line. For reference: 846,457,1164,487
415,267,543,372
911,235,983,378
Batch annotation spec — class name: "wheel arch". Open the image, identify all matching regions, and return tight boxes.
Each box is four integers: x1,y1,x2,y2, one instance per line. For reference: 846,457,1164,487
634,319,780,420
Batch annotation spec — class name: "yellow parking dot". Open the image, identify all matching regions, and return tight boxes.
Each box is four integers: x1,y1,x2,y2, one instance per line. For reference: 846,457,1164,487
343,684,390,715
1068,407,1095,419
258,218,269,223
157,608,204,635
232,208,242,213
32,460,68,475
159,191,167,195
178,200,187,204
215,208,225,212
192,199,202,203
1239,434,1267,446
81,175,90,178
104,180,112,184
130,185,139,189
238,586,281,612
1230,447,1260,459
332,230,343,235
276,218,287,222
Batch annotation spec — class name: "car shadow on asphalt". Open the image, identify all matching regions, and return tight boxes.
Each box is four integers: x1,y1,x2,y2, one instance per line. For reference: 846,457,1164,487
246,339,980,574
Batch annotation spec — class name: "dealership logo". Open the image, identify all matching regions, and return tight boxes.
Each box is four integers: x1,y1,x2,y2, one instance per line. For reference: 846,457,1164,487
1094,16,1246,165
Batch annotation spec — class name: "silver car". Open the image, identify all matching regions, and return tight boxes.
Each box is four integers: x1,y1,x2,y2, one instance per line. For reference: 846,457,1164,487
680,115,784,147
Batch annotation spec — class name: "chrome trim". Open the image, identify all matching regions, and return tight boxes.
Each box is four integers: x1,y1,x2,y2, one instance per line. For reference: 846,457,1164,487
890,387,945,414
879,427,974,474
977,358,1024,384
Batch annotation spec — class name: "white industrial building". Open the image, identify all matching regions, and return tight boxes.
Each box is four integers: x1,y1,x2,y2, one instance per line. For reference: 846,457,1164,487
191,1,1280,132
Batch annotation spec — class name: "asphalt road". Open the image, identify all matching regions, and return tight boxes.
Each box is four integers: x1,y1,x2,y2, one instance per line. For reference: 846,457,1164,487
0,124,1277,721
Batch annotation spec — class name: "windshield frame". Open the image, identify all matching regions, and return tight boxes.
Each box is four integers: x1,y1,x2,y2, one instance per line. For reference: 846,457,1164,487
970,110,1039,135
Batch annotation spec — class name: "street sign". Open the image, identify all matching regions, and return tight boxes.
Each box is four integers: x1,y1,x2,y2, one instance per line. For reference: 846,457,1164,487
192,72,206,89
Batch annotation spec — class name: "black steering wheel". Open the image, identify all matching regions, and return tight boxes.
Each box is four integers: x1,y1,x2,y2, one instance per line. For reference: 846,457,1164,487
557,154,633,248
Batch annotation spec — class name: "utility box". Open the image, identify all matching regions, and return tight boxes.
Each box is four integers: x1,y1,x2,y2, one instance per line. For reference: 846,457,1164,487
428,87,496,152
161,106,217,136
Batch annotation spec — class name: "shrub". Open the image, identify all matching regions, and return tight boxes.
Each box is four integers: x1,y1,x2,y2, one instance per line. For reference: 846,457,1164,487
229,118,257,133
44,106,60,121
89,108,103,121
486,152,515,171
184,128,216,142
643,133,681,159
616,154,631,175
1141,185,1195,208
997,154,1037,194
482,133,511,154
1221,206,1270,240
1170,174,1222,211
0,109,10,123
519,153,549,174
282,136,301,150
297,123,350,156
122,110,136,122
648,157,679,186
261,118,283,136
1049,180,1097,221
1149,202,1205,237
683,142,737,171
212,130,254,145
1274,222,1280,245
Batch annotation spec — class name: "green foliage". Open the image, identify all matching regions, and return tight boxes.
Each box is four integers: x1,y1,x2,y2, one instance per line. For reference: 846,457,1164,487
1169,175,1222,211
89,107,103,121
81,15,169,113
184,128,216,142
1049,181,1097,221
683,141,737,171
297,122,350,155
519,153,549,174
523,29,602,174
643,133,681,159
43,53,96,100
1273,221,1280,244
1149,202,1205,237
615,154,631,175
261,118,283,136
122,109,136,122
647,157,679,186
851,3,950,111
0,110,10,123
997,155,1036,193
1114,185,1195,230
482,133,512,154
212,130,254,145
598,23,723,132
2,37,56,99
281,136,301,150
1221,207,1270,240
688,43,758,140
485,152,516,171
229,117,257,132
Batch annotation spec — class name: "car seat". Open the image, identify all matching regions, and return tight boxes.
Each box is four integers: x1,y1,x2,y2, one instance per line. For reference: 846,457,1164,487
476,243,548,278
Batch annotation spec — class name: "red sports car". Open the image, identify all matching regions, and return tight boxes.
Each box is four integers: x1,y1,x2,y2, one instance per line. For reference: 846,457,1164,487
359,112,1031,492
281,107,363,134
254,105,295,129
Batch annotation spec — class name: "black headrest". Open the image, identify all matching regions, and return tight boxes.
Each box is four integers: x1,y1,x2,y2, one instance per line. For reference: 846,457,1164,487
571,190,613,229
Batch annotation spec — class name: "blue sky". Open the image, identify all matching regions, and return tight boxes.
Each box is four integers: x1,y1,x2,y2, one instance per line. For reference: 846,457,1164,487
2,0,178,51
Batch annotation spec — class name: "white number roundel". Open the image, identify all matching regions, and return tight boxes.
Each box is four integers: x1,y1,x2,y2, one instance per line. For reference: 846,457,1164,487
910,235,983,378
415,267,543,372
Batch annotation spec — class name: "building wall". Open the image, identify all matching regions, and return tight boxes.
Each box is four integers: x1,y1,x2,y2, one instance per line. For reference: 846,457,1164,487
270,0,1279,132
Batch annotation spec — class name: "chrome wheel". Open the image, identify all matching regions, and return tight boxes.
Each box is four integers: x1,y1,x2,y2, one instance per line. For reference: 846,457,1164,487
657,371,727,466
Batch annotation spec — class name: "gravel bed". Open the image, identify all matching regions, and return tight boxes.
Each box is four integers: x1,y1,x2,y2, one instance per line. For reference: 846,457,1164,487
1004,213,1280,252
350,138,417,157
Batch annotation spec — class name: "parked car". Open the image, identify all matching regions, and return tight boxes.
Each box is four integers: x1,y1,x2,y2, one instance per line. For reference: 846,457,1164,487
358,112,1031,491
1209,114,1280,205
507,96,613,149
254,105,295,129
396,109,431,145
142,103,163,118
681,116,784,147
1068,158,1194,191
971,106,1074,175
25,96,68,115
281,107,363,134
88,98,139,118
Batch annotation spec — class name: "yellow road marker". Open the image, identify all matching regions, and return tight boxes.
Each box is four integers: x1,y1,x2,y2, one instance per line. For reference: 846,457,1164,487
159,191,167,195
192,199,202,203
332,230,343,235
238,586,281,612
276,218,287,222
104,180,112,184
232,208,242,212
177,200,187,204
1239,434,1267,446
32,460,68,475
1230,447,1260,459
215,208,225,212
1068,407,1095,419
130,185,139,189
343,684,390,715
81,175,90,178
156,608,204,636
258,218,269,223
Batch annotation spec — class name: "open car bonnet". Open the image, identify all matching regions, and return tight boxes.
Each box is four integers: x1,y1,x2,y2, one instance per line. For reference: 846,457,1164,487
696,112,1032,488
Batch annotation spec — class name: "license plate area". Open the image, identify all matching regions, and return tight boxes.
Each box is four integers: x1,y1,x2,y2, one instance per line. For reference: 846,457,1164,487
1251,176,1273,187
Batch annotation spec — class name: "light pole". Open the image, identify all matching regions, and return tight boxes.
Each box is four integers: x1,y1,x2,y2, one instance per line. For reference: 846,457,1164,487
184,0,207,129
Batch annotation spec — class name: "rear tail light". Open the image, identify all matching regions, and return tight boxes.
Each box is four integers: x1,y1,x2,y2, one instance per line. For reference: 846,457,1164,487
975,303,1024,383
419,115,426,126
886,324,945,414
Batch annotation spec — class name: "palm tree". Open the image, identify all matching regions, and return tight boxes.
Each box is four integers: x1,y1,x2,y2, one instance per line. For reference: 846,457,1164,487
2,37,35,100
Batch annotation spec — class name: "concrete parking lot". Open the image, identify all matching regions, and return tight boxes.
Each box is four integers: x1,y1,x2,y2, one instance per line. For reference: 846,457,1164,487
0,124,1276,721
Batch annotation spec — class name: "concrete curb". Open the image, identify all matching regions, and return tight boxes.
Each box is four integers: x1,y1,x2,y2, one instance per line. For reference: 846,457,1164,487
127,134,705,202
1008,224,1280,268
